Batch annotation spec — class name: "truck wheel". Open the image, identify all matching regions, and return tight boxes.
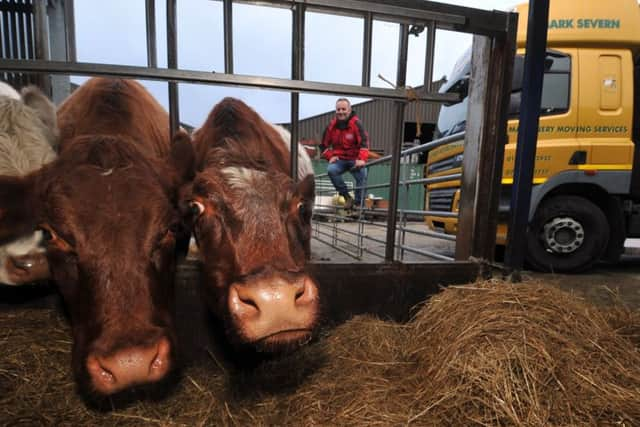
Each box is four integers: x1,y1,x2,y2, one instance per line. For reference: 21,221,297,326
526,195,609,273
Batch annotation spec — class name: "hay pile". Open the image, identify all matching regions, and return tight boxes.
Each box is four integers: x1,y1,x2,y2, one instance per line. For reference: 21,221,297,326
1,280,639,426
403,282,640,425
604,306,640,349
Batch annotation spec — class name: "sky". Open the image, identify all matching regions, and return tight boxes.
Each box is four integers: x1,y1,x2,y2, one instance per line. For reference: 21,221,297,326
72,0,518,127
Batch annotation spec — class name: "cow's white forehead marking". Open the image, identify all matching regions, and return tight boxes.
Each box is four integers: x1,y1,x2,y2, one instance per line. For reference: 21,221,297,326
3,231,45,256
100,168,114,176
222,166,266,189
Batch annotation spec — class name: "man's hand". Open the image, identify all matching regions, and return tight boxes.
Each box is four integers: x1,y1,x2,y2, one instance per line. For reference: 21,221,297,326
355,159,366,168
329,156,339,163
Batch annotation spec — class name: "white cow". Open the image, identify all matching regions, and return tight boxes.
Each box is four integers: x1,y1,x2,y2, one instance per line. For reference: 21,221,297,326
0,82,58,285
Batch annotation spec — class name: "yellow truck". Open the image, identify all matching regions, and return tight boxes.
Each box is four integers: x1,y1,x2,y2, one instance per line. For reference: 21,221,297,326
425,0,640,272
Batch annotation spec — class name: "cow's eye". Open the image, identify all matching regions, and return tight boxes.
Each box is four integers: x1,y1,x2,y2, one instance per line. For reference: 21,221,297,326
37,224,73,252
41,228,53,242
297,201,312,223
37,225,58,245
190,200,205,217
297,202,306,217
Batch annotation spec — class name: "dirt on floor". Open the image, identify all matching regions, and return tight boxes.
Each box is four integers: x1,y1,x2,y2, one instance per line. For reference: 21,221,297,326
520,255,640,311
310,220,640,311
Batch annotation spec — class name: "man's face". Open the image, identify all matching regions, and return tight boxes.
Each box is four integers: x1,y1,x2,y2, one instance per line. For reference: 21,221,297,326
335,100,351,121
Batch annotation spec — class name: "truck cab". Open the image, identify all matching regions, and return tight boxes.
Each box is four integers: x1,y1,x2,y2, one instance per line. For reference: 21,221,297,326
425,0,640,272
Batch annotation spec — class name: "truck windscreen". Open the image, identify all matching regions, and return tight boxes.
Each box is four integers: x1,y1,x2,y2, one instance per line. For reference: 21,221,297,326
434,51,570,139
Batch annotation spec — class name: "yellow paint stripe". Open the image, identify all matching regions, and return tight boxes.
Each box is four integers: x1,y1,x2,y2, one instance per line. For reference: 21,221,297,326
501,178,547,185
501,165,632,185
576,164,632,171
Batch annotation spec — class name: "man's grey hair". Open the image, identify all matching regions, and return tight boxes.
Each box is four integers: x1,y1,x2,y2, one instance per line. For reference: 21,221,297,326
335,97,351,106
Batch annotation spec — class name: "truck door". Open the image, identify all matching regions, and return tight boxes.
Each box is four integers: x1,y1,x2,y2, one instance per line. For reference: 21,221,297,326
577,49,634,187
631,55,640,198
503,48,579,185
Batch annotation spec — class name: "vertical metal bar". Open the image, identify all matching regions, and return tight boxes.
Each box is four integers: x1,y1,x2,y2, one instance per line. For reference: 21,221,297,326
331,221,337,247
454,37,490,262
10,7,19,61
289,2,304,181
399,163,410,260
504,0,550,278
166,0,179,136
396,23,409,88
25,0,34,58
384,24,409,262
3,7,12,59
475,13,517,273
17,3,27,87
34,0,50,94
33,0,48,59
290,94,300,180
223,0,233,74
456,36,492,261
25,0,35,85
361,11,372,87
48,0,71,103
455,14,518,276
17,4,26,58
424,21,435,91
145,0,157,68
1,7,10,84
357,218,365,258
63,0,75,61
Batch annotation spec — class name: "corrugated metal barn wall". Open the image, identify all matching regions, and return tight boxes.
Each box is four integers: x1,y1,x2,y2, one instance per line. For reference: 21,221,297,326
290,82,443,156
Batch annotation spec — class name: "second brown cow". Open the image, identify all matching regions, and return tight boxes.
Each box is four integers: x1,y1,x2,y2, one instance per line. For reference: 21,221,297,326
182,98,318,354
0,78,194,397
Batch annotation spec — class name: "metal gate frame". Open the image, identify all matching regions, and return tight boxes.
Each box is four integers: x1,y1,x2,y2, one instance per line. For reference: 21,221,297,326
0,0,518,292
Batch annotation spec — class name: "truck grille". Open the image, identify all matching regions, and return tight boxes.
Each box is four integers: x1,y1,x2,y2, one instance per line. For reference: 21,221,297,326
428,188,457,212
427,153,464,175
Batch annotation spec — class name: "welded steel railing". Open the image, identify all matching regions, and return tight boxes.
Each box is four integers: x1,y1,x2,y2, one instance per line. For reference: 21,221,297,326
0,0,517,268
313,132,464,262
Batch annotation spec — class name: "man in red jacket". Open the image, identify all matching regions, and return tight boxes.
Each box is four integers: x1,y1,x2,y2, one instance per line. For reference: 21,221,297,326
320,98,370,210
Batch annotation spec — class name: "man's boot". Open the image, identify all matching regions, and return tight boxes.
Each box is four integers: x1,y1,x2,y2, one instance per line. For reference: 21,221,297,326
343,194,354,210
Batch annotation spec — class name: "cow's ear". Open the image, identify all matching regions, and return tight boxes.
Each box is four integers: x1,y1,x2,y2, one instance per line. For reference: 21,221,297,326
0,174,40,244
20,86,59,149
170,130,196,184
295,174,315,202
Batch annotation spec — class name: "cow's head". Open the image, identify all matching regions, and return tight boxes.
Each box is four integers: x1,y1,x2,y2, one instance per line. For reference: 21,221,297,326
0,85,57,285
182,142,318,353
0,130,195,397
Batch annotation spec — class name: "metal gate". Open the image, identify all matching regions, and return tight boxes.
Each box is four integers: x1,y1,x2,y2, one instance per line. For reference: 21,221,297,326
0,0,518,309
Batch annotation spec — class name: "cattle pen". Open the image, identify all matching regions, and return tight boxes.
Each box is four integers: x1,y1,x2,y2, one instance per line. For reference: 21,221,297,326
2,2,640,426
0,0,518,333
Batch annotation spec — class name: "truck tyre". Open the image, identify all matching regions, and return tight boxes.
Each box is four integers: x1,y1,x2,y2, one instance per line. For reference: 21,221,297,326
526,195,609,273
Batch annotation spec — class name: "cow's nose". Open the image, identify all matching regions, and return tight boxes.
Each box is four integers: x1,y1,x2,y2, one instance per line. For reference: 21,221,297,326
86,337,171,395
6,253,50,284
233,276,314,312
229,275,319,346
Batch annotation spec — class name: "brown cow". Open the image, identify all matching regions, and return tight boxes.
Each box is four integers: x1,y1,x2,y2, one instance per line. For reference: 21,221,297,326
181,97,318,353
0,78,194,397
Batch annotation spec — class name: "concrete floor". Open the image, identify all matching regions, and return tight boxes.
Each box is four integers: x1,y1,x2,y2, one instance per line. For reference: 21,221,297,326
310,220,640,310
311,220,455,263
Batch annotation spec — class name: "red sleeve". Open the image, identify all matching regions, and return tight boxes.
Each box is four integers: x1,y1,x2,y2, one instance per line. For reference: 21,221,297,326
320,123,334,160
